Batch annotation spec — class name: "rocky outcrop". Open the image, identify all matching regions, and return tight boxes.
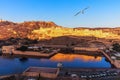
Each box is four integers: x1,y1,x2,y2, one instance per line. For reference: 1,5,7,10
0,21,60,39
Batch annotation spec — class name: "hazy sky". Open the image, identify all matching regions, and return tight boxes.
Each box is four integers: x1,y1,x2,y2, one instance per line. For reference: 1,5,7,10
0,0,120,27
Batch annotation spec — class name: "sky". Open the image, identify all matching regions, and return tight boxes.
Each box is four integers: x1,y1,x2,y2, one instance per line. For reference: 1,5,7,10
0,0,120,28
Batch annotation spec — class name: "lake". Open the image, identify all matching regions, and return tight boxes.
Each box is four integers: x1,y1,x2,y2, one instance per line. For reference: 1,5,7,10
0,53,111,76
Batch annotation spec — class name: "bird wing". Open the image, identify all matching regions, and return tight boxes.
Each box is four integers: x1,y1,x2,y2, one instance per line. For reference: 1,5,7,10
74,6,90,16
74,11,82,16
83,6,90,11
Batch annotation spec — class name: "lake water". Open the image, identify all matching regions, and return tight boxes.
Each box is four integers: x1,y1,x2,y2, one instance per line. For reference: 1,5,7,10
0,53,111,76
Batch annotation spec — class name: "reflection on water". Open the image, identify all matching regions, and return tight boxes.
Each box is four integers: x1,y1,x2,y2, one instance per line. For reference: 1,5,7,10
0,53,111,76
50,53,102,62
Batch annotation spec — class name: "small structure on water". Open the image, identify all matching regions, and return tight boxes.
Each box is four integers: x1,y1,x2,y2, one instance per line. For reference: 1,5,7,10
57,62,63,68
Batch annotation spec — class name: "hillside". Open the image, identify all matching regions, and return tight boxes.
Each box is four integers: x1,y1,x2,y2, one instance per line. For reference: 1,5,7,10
29,27,120,40
0,20,120,42
0,20,120,48
0,20,60,39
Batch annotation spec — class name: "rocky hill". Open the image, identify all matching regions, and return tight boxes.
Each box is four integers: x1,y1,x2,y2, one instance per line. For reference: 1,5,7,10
0,20,120,42
0,20,60,39
0,20,120,48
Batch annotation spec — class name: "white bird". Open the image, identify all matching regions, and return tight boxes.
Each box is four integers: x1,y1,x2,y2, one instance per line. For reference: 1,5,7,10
74,6,90,16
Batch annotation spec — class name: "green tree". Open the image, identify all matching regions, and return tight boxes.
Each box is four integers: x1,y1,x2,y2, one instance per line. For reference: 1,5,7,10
112,43,120,52
18,46,28,51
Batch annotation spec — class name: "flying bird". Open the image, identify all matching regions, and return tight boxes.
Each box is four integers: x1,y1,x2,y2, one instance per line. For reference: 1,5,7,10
74,6,90,16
